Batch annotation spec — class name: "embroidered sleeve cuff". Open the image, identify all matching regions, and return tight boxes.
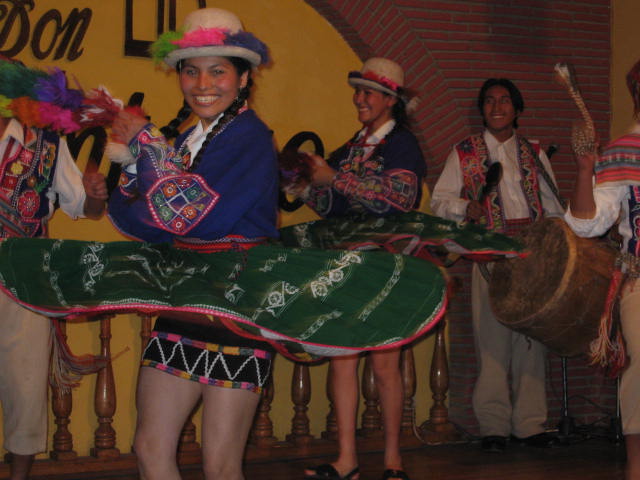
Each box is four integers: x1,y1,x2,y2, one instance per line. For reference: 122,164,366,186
146,174,220,235
129,123,173,166
333,170,418,214
117,164,138,198
332,172,357,196
305,185,334,216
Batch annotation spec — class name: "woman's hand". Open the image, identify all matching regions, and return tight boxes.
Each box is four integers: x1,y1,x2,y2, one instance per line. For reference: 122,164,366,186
308,154,337,186
111,110,148,144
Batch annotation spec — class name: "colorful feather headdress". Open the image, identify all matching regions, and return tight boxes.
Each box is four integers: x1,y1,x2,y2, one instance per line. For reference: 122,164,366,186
0,57,133,134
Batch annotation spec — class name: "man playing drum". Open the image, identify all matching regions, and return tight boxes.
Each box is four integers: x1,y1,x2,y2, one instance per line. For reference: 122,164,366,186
565,58,640,480
431,78,564,452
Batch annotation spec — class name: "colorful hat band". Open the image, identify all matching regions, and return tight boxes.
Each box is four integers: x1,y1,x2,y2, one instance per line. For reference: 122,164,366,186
151,26,269,67
348,71,401,93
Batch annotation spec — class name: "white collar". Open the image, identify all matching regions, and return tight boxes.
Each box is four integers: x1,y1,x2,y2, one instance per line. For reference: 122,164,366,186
483,129,516,151
192,113,224,138
0,118,25,145
358,119,396,143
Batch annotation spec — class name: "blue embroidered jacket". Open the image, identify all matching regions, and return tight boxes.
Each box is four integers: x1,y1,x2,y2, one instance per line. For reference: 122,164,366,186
305,125,425,217
108,110,279,244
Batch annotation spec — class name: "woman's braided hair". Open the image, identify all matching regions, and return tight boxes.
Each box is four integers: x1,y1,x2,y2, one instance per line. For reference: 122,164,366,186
160,100,193,140
176,56,253,171
391,92,409,128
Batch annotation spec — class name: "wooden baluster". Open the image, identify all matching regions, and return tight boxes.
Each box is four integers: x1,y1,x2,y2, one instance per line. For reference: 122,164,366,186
91,315,119,458
139,313,152,353
130,313,153,456
400,346,417,436
250,375,276,447
177,413,201,456
286,362,313,446
322,362,337,441
419,315,460,443
360,355,381,437
50,320,77,460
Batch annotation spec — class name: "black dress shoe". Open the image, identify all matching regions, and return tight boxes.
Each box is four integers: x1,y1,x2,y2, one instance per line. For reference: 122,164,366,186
510,432,559,448
481,435,507,452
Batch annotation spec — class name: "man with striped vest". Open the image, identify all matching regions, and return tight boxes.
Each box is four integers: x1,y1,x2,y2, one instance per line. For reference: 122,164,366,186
431,78,564,453
0,92,107,478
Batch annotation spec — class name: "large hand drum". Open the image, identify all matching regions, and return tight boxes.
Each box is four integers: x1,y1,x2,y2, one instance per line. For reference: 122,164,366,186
489,217,616,357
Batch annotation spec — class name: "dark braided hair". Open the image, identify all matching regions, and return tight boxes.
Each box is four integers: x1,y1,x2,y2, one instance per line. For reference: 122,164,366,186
177,56,253,170
160,100,193,140
390,92,409,128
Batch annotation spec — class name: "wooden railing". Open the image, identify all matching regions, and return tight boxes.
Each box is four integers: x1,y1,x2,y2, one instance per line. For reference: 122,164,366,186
0,312,460,478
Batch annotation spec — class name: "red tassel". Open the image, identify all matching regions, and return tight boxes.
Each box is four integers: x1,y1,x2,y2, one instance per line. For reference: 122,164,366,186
589,269,626,377
123,105,147,119
74,87,123,129
278,150,313,191
49,319,109,392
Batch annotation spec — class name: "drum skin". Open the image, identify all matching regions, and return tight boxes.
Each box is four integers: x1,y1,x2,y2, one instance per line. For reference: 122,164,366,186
489,217,617,357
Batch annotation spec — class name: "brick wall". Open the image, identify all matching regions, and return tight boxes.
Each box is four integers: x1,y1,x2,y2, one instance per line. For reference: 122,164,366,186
304,0,617,437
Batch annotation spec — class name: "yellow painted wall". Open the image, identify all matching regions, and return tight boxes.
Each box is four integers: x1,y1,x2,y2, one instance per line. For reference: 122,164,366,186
1,0,438,458
611,0,640,139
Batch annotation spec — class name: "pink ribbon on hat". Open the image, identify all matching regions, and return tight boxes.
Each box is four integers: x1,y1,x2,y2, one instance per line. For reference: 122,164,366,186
172,27,229,48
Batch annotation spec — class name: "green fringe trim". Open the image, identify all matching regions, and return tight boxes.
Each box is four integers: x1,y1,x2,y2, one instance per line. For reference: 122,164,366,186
150,29,184,66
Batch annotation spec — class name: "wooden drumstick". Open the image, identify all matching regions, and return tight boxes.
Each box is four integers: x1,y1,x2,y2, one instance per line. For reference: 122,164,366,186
478,162,502,203
476,162,502,282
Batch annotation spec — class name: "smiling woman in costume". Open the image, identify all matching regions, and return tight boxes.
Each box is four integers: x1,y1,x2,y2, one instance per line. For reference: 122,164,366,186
107,8,278,480
293,57,425,480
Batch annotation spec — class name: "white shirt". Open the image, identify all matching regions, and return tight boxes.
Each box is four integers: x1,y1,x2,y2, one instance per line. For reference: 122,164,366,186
564,123,640,250
184,114,225,167
0,118,86,220
431,130,564,223
351,119,396,158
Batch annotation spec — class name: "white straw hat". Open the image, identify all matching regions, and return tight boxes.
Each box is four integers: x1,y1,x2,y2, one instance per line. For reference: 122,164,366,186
151,8,269,68
347,57,404,97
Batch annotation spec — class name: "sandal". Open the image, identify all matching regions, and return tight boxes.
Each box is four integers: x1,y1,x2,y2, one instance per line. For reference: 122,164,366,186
305,463,360,479
382,469,410,480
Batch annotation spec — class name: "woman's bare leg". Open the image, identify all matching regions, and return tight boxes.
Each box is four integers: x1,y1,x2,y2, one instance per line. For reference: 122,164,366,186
200,386,261,480
371,348,404,473
305,355,360,478
133,367,201,480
